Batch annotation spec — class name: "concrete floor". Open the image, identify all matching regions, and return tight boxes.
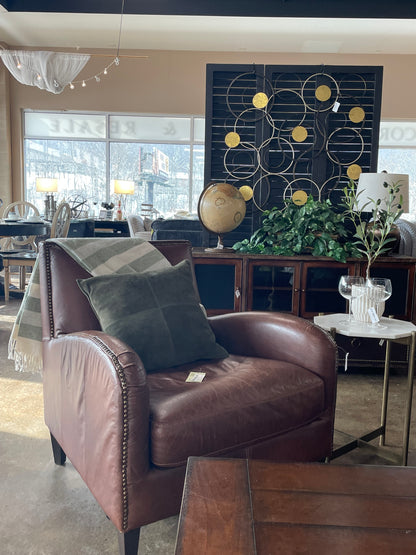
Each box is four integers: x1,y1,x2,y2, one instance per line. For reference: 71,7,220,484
1,297,415,555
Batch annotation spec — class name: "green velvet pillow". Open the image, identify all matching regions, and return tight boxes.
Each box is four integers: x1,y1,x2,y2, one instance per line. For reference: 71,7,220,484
77,260,228,371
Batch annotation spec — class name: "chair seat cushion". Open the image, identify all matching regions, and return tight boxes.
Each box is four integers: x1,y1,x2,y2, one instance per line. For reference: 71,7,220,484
148,354,326,468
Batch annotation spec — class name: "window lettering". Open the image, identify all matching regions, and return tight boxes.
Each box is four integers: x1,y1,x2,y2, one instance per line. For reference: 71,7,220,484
48,120,61,134
123,121,136,136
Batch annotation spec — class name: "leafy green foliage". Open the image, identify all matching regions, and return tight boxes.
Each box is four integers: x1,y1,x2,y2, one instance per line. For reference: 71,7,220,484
342,179,404,278
233,196,360,262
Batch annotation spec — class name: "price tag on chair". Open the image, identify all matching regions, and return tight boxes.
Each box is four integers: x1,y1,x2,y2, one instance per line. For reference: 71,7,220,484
186,372,206,383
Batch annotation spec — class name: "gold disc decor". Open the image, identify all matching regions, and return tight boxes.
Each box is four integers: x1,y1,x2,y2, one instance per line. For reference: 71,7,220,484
291,125,308,143
315,85,332,102
349,106,365,124
252,92,269,109
239,185,254,201
292,190,308,206
225,131,240,148
347,164,362,180
198,182,247,251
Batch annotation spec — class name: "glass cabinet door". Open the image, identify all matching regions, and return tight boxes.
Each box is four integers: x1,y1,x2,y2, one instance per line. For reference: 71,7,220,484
247,261,300,313
193,258,242,315
370,261,414,320
301,262,357,318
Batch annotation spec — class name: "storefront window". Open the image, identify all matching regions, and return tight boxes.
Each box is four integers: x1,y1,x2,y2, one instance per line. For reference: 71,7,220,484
23,111,204,218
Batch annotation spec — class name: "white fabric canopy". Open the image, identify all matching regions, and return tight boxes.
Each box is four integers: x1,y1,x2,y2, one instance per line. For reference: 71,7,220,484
0,50,90,94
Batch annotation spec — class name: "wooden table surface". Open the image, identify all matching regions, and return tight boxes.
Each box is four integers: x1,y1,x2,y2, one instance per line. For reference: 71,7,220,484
175,457,416,554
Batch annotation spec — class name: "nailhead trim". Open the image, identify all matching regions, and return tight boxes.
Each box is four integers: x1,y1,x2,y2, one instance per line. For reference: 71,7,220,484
44,243,55,338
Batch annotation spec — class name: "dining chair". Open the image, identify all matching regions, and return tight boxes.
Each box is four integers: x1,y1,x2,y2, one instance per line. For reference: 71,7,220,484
1,202,71,301
1,200,40,251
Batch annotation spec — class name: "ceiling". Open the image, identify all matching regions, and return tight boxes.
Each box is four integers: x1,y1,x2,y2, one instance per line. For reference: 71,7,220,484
1,2,416,54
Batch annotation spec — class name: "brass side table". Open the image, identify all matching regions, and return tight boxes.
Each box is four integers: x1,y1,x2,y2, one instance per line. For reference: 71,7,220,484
314,313,416,465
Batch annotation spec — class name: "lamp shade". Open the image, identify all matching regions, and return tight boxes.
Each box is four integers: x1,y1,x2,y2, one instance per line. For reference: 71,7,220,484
36,177,59,193
113,180,135,195
356,173,409,213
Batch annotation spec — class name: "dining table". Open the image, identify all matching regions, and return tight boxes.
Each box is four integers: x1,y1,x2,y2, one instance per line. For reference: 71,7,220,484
0,220,50,238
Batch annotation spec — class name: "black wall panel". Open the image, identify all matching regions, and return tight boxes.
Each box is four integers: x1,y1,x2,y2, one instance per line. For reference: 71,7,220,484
204,63,383,247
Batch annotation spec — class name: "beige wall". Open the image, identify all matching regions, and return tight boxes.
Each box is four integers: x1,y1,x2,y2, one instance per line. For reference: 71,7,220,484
7,49,416,202
0,65,11,207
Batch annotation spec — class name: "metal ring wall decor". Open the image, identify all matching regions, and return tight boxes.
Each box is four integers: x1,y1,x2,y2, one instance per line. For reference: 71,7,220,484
217,66,379,212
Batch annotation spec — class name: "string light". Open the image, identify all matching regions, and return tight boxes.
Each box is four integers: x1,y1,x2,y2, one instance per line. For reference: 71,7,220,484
69,56,119,89
68,0,125,91
16,60,21,69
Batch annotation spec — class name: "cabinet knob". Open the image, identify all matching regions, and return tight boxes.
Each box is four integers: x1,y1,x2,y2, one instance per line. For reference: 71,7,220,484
235,288,241,299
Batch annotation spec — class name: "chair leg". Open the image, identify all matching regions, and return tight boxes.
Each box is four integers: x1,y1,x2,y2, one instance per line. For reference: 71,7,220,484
3,260,10,302
19,266,26,291
118,528,140,555
50,433,66,465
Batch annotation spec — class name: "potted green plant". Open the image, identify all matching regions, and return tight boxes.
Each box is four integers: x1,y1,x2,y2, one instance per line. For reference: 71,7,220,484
233,195,359,262
342,178,404,279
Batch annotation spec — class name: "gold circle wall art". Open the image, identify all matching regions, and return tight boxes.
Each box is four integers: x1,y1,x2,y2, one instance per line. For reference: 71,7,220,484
301,73,340,112
292,190,308,205
218,66,379,211
252,92,269,109
292,125,308,143
315,85,332,102
349,106,365,123
347,164,362,180
225,132,241,148
225,70,274,122
239,185,254,201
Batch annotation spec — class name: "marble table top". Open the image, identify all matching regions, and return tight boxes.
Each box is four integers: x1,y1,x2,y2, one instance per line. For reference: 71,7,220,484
314,313,416,340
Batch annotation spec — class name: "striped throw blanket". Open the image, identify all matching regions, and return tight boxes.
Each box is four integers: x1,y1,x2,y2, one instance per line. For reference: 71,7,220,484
8,237,170,374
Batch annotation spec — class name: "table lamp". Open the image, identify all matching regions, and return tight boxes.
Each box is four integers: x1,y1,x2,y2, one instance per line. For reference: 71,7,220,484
112,179,135,220
356,172,409,213
36,177,59,220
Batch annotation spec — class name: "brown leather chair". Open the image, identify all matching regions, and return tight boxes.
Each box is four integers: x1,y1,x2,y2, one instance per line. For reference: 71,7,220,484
38,240,337,555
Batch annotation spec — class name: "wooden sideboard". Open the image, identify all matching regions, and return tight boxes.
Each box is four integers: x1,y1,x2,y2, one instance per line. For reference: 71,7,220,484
192,250,416,369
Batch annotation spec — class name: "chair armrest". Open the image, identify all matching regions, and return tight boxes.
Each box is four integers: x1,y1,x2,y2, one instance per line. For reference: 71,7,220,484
43,330,149,531
209,311,337,408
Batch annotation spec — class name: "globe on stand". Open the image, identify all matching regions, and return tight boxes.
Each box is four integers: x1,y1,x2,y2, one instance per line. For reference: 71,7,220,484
198,182,246,251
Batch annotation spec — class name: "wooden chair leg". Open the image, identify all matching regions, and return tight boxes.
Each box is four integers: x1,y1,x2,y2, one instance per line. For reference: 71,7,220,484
19,265,26,291
118,528,140,555
50,433,66,465
4,260,10,302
